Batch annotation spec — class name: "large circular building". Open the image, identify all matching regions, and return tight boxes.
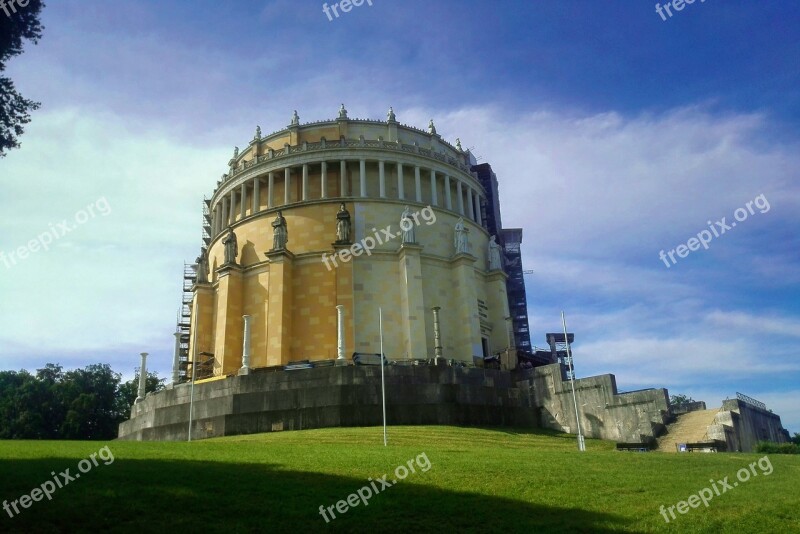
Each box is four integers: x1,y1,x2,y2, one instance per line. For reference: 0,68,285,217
190,106,511,377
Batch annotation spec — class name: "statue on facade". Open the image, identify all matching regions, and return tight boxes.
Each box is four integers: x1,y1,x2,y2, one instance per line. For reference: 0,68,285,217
254,125,261,141
428,119,437,135
291,110,299,126
456,138,463,151
233,146,239,159
335,203,351,244
454,217,469,254
223,228,238,265
400,206,416,244
387,106,396,122
338,103,348,120
271,211,288,250
196,249,209,283
488,235,502,270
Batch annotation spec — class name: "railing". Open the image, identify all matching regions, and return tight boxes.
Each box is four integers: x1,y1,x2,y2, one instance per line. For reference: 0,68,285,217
736,392,767,411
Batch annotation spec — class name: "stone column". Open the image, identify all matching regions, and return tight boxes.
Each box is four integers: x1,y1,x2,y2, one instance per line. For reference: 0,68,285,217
450,253,481,364
240,183,247,218
360,159,367,197
457,181,464,215
432,307,444,362
265,250,294,366
336,304,346,365
135,352,148,403
267,172,274,208
379,160,386,198
321,161,328,199
252,178,260,214
397,162,404,199
172,332,181,384
229,190,236,224
284,167,291,205
214,263,244,374
239,315,252,375
465,186,474,220
445,175,452,210
431,170,438,206
414,166,422,202
398,244,428,360
340,160,347,196
302,163,309,201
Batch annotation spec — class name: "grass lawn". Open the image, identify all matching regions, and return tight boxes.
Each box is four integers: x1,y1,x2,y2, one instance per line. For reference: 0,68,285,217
0,426,797,533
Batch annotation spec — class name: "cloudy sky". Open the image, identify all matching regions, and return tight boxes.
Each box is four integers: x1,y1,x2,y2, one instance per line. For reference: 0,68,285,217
1,1,798,431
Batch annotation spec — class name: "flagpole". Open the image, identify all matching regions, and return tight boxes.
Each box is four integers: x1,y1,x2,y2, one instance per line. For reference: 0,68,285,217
562,311,585,452
380,307,387,447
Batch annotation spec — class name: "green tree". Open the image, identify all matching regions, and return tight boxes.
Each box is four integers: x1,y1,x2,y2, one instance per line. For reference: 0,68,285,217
115,370,166,421
0,0,45,157
669,394,696,407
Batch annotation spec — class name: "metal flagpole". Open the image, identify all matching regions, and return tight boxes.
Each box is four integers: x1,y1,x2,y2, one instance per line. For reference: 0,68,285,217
562,311,585,452
380,307,387,447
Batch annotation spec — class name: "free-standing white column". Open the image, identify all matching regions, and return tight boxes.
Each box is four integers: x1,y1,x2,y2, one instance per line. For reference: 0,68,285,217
302,163,309,201
432,307,443,360
252,178,260,214
172,333,181,384
135,352,148,404
321,161,328,199
379,160,386,198
336,305,346,363
340,160,347,196
465,186,474,220
457,181,464,215
397,162,404,199
414,166,422,202
431,170,438,206
239,315,252,375
284,167,291,205
360,159,367,197
445,175,452,210
240,183,247,218
268,172,274,208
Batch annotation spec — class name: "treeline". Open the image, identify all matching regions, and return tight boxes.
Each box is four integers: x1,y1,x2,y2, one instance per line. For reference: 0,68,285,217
0,363,164,440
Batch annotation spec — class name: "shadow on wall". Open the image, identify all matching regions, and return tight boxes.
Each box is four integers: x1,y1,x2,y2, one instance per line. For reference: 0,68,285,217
0,457,634,532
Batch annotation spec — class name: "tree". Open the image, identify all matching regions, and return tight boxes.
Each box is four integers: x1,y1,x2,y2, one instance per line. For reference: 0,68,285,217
669,394,696,407
114,370,166,421
792,433,800,446
0,0,45,157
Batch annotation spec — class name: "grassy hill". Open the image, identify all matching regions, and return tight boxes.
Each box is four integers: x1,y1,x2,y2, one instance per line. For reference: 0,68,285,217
0,426,797,533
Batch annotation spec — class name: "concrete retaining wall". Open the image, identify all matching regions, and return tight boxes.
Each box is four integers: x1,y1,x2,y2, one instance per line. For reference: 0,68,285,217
118,364,538,441
706,399,790,452
532,364,670,443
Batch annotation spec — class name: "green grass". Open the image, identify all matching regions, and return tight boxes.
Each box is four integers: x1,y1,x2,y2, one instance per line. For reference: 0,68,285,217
0,426,798,533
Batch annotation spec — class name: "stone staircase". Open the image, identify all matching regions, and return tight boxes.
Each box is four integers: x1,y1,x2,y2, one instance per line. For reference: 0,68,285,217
656,409,720,452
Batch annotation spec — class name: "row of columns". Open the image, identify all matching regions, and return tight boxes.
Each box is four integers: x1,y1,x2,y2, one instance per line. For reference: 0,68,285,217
212,160,484,236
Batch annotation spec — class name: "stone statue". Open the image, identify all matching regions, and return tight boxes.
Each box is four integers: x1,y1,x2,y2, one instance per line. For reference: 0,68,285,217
387,107,396,122
254,125,261,140
454,217,469,254
335,203,351,244
272,211,288,250
233,146,239,158
488,235,502,270
456,138,463,151
291,110,299,126
400,206,416,244
223,228,238,265
428,119,437,135
196,249,209,283
338,103,348,119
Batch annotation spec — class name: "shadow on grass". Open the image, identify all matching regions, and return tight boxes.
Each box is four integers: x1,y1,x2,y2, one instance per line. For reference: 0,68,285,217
0,458,643,533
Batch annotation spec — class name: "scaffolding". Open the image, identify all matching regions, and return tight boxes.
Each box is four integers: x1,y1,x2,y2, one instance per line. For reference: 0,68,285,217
545,332,576,380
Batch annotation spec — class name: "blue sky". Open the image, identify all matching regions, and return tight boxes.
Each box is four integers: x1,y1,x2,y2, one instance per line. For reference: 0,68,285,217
1,1,798,431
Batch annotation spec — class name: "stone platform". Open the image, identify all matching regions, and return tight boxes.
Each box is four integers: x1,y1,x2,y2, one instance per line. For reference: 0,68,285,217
118,364,538,441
